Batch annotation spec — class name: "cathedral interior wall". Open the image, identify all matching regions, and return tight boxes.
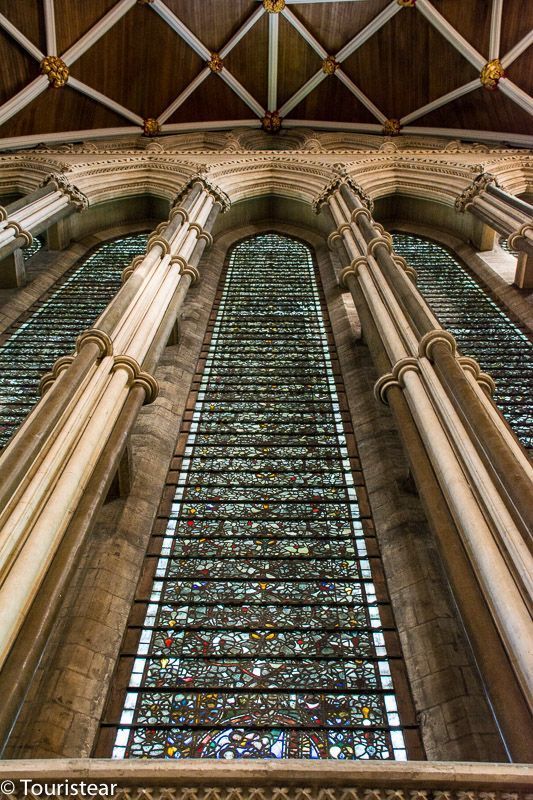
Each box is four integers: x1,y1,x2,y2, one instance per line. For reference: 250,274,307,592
2,198,509,762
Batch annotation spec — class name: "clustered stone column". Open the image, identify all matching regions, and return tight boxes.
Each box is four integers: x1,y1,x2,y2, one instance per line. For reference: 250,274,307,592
455,171,533,288
0,175,228,718
316,173,533,761
0,174,89,288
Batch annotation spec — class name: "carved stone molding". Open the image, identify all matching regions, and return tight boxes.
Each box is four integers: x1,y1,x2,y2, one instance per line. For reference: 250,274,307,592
455,172,500,212
40,172,89,209
313,170,374,214
173,175,231,212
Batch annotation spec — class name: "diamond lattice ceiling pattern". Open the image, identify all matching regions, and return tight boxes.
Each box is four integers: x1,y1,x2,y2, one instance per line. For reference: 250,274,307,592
0,0,531,149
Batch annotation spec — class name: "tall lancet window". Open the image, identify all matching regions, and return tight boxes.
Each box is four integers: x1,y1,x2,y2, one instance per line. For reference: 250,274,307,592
392,234,533,450
0,233,148,449
102,233,419,761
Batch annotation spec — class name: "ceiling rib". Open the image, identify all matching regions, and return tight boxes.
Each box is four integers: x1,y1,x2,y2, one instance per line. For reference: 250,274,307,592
336,70,386,123
61,0,137,66
43,0,57,56
502,30,533,68
0,12,44,61
219,70,265,117
280,4,398,124
489,0,503,60
158,68,211,125
415,0,486,70
0,76,48,127
220,6,265,59
151,1,265,125
68,77,144,125
268,12,279,111
335,1,401,62
281,8,327,58
401,80,480,126
498,80,533,115
150,0,209,60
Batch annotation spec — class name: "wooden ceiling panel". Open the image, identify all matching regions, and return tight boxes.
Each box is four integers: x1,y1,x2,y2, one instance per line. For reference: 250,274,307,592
72,5,205,120
290,75,377,123
413,86,533,135
290,0,390,55
277,14,321,110
505,53,533,96
499,0,533,58
161,0,256,52
0,0,45,53
430,0,490,58
0,85,130,139
166,73,255,122
0,30,41,107
54,0,120,55
341,11,478,121
223,13,268,109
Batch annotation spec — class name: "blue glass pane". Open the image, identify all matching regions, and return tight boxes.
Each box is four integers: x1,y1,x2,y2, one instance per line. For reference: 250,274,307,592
111,234,413,761
0,234,148,449
392,234,533,450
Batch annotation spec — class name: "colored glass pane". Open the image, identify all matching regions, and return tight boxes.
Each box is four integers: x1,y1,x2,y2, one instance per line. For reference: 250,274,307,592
392,233,533,450
0,234,148,449
110,234,416,761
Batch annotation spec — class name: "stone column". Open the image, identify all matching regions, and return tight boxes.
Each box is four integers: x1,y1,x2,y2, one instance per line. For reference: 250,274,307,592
0,174,228,727
0,174,88,287
455,172,533,289
316,174,533,761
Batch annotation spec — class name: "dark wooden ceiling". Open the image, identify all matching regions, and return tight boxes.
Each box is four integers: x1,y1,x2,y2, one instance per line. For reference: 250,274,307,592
0,0,531,143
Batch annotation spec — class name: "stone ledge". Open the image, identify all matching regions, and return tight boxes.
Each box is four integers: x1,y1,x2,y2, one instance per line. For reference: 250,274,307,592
0,760,531,795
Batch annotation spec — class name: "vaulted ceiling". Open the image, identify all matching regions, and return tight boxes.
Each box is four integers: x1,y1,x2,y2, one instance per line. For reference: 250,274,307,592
0,0,531,150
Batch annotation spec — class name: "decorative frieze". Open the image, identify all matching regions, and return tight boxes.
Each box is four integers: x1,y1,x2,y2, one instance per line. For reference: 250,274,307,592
40,172,89,210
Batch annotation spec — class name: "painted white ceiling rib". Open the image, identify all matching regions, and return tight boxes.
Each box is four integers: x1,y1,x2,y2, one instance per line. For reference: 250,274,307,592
268,12,280,111
0,0,141,129
0,0,531,149
489,0,503,61
152,0,265,123
43,0,57,57
279,4,398,122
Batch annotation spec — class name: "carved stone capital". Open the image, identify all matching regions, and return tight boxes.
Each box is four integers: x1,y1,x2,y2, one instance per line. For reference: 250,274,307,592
367,235,392,257
174,175,231,213
340,256,368,287
455,172,499,212
40,173,89,210
458,356,496,396
121,255,145,283
313,172,374,214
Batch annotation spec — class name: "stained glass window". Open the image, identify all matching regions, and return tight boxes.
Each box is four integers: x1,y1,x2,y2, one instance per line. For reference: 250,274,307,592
102,233,419,761
0,233,148,449
392,233,533,450
22,234,43,261
498,236,518,258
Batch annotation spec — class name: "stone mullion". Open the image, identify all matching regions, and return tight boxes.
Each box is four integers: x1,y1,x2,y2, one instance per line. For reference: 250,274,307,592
0,177,228,684
321,182,533,757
